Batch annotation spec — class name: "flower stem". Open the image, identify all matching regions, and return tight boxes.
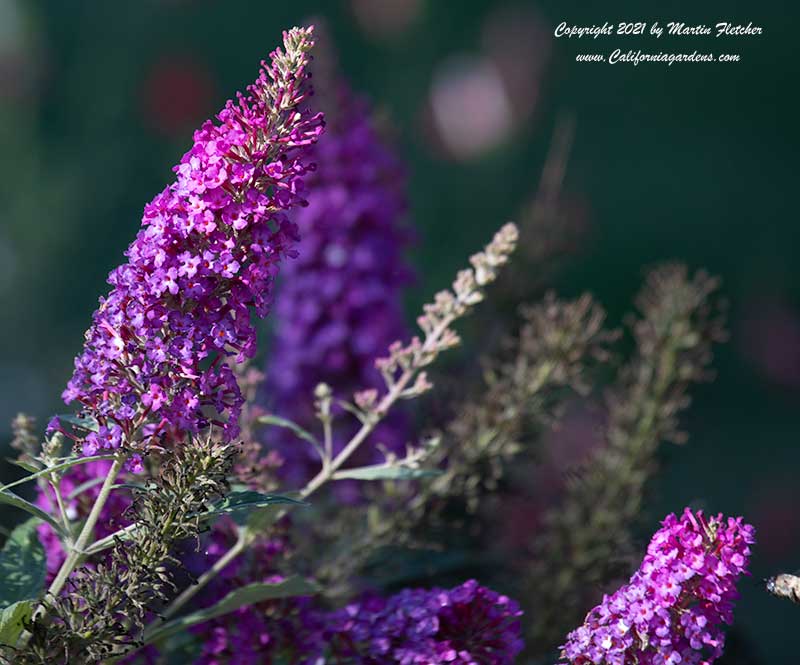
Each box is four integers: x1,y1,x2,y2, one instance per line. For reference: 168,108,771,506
48,476,72,537
152,316,454,626
45,456,125,601
152,531,248,629
15,454,125,651
141,224,519,636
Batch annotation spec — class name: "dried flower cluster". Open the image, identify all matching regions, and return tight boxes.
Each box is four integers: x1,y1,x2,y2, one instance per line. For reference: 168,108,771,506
12,437,235,664
10,413,39,460
62,27,324,451
433,293,617,508
314,292,615,590
560,509,755,665
526,265,727,650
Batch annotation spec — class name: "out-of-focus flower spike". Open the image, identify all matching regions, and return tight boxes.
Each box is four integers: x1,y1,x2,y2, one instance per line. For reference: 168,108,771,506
264,24,415,487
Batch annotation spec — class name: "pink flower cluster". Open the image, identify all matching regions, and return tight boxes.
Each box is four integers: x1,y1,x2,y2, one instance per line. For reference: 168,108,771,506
62,27,324,452
560,508,755,665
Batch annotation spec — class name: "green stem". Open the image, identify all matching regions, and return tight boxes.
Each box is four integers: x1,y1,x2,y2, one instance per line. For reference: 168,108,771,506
148,314,456,632
45,456,125,602
15,454,125,652
48,476,72,538
322,416,333,473
150,531,247,630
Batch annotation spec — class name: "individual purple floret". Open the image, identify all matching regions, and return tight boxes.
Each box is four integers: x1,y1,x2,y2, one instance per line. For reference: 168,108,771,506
560,508,755,665
62,27,324,451
325,579,524,664
264,72,414,486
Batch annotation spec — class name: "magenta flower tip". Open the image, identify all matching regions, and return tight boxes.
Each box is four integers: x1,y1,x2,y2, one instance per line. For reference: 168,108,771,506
560,508,755,665
64,29,324,451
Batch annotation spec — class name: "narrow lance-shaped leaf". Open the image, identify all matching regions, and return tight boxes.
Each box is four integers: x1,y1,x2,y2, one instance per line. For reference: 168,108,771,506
144,576,318,645
202,491,306,523
332,465,441,481
0,453,118,493
0,492,65,537
255,415,321,449
5,459,41,474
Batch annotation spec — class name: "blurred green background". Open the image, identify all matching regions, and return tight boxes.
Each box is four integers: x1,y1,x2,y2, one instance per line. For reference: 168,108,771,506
1,0,797,661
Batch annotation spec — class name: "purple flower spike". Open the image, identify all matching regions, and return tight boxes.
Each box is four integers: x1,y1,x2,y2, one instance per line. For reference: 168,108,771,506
560,508,755,665
265,74,414,486
63,27,324,451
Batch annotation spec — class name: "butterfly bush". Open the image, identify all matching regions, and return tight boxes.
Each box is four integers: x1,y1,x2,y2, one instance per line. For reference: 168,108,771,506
324,579,523,664
29,25,323,620
5,19,768,665
152,219,520,662
560,508,755,665
265,72,414,485
62,27,324,452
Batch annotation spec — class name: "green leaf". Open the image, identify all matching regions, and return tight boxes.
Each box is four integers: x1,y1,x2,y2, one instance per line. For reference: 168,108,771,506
0,519,46,608
0,454,118,492
202,491,305,523
85,492,307,558
111,482,150,493
67,476,108,500
6,459,41,474
145,576,317,645
255,415,321,448
55,413,99,432
0,492,65,537
332,465,441,481
244,495,308,533
0,600,33,647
